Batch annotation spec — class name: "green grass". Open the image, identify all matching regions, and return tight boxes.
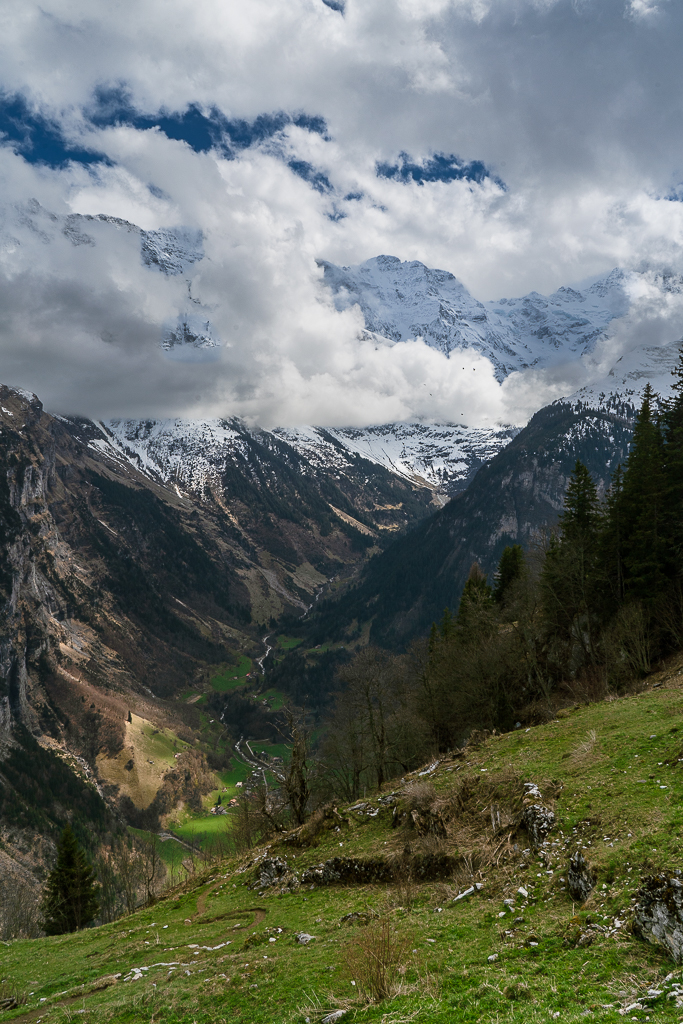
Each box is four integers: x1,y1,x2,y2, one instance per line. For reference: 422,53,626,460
136,724,191,766
259,688,285,711
7,662,683,1022
171,814,233,845
249,740,288,761
209,656,253,693
276,635,303,651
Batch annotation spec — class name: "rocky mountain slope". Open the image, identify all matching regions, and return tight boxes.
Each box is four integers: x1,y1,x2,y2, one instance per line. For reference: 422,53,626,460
98,417,516,501
304,400,636,648
0,382,442,744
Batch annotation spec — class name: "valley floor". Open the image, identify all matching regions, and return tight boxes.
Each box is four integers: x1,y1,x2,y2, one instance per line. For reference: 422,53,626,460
5,657,683,1023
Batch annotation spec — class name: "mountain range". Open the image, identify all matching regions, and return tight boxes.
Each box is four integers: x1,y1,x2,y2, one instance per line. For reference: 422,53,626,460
1,230,681,888
321,254,630,380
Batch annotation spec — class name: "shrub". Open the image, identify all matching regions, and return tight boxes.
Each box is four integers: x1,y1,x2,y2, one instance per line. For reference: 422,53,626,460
342,917,410,1001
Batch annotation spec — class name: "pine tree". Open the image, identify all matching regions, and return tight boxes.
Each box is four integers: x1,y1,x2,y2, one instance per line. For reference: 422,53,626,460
663,346,683,562
597,464,625,609
540,461,602,665
457,563,493,635
619,384,668,599
42,825,100,935
559,460,601,545
493,545,525,605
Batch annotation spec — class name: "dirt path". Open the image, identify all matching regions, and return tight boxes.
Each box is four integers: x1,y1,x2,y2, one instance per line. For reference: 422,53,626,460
192,877,224,919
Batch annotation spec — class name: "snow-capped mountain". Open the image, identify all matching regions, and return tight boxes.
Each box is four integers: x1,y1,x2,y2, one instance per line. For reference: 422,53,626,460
91,418,516,498
272,422,518,495
321,255,629,381
4,201,680,501
566,335,682,413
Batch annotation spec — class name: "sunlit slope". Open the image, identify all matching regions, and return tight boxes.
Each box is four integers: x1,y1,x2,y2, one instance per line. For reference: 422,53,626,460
5,659,683,1023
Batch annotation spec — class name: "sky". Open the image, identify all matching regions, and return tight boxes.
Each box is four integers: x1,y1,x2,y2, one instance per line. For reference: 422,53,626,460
2,0,683,425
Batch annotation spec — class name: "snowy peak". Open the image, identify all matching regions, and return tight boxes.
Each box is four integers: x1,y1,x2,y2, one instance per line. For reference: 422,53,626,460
96,418,515,499
565,336,682,414
273,422,518,495
321,255,628,381
140,226,204,276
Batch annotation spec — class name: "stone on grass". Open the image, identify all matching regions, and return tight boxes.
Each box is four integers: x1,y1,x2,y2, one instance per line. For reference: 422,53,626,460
296,932,316,945
251,857,289,890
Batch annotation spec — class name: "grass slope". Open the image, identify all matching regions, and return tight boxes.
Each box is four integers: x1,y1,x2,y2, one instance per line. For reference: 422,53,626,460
6,660,683,1023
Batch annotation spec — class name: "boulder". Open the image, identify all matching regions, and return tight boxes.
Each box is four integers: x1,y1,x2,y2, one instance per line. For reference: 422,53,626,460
251,856,289,890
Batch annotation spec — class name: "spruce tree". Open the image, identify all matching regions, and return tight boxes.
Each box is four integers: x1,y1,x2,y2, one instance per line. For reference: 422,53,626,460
619,384,668,599
493,544,526,605
457,563,493,635
559,461,601,545
597,464,625,609
42,824,100,935
663,346,683,562
540,461,602,665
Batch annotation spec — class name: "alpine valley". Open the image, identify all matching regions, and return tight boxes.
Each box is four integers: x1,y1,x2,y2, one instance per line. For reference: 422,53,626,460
1,233,682,919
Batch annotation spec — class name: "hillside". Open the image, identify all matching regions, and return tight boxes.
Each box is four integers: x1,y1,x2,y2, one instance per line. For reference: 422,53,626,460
3,658,683,1023
302,400,635,648
0,382,440,881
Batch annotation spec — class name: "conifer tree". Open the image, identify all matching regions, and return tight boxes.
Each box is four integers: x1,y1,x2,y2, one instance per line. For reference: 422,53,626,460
597,464,625,609
493,544,526,605
457,563,493,636
541,460,602,665
559,460,601,544
663,346,683,562
42,824,100,935
619,383,668,598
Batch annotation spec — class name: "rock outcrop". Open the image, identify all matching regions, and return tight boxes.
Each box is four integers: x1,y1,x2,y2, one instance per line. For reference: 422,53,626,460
634,873,683,963
521,782,555,848
566,852,596,903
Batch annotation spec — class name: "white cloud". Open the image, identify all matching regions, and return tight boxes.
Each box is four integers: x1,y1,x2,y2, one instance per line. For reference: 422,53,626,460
1,0,683,425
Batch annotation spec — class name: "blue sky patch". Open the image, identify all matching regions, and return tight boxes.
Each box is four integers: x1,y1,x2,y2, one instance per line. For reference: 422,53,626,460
288,160,333,193
376,151,505,188
0,95,109,167
90,89,329,156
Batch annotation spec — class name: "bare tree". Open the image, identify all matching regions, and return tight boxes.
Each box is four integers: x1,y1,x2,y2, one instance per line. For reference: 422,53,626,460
282,707,311,825
138,838,166,906
0,876,41,939
329,648,418,793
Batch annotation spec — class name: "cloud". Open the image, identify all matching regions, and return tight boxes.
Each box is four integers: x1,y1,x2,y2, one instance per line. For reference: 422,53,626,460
1,0,683,425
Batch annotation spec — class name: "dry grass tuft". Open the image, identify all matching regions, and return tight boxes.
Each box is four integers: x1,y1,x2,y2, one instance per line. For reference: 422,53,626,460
570,729,598,763
342,917,411,1002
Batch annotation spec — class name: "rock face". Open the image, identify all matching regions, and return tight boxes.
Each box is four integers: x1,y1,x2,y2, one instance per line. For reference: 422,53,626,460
521,783,555,848
321,255,628,381
634,873,683,963
567,852,596,903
